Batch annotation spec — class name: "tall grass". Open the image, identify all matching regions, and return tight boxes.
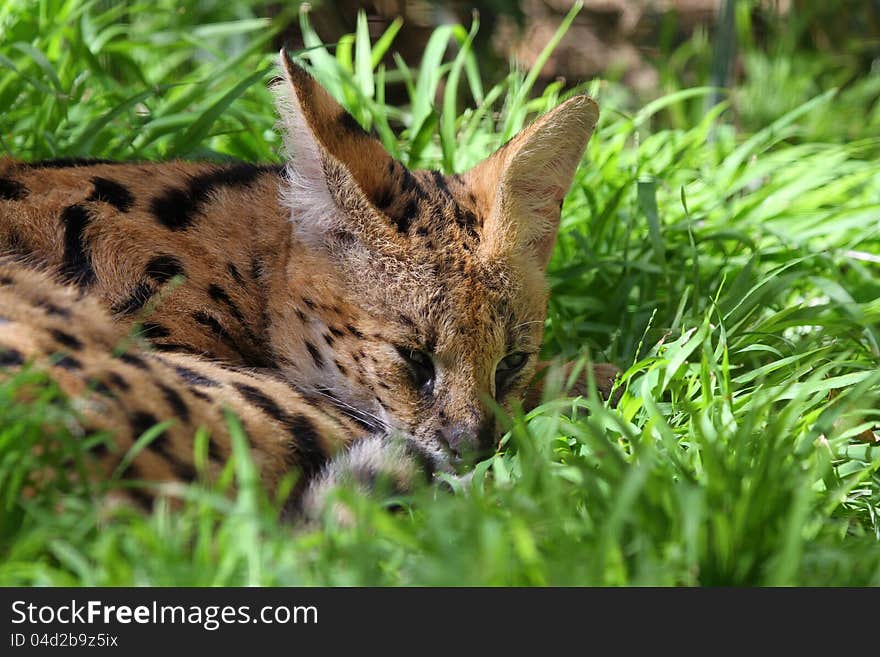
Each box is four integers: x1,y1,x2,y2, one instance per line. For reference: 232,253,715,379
1,1,878,585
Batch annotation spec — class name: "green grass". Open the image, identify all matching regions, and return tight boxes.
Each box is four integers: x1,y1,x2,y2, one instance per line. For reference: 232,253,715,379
1,1,879,585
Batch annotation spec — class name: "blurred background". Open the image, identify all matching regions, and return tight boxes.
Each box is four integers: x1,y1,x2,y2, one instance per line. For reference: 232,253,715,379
3,0,878,157
279,0,880,138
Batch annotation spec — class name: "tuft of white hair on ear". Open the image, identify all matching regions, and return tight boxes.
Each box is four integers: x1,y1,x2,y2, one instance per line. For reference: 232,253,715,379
271,58,342,250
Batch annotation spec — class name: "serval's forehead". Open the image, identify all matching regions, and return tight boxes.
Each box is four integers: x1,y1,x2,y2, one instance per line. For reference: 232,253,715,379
382,254,544,357
350,161,547,349
375,163,485,247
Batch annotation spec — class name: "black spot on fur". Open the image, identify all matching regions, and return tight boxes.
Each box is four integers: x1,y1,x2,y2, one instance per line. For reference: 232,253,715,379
149,163,281,231
323,332,335,347
431,170,451,198
54,354,82,370
338,111,367,136
0,275,13,286
227,262,246,287
208,283,246,324
192,310,260,363
295,308,308,322
305,341,324,368
130,411,196,480
328,325,345,338
302,297,316,310
46,303,72,318
158,382,190,422
112,281,154,315
346,323,365,339
26,158,116,169
87,177,134,212
50,329,83,351
399,168,424,198
192,311,236,347
392,198,417,233
454,206,479,240
232,383,327,476
139,322,170,339
193,311,226,335
374,184,395,210
88,377,114,398
145,254,185,283
190,388,212,402
233,383,285,423
250,255,262,281
0,177,27,200
334,359,348,376
284,414,325,473
174,364,220,388
0,347,24,367
85,440,116,464
149,187,192,231
107,371,130,391
131,411,159,440
59,204,96,288
118,351,149,370
124,484,156,511
207,438,225,462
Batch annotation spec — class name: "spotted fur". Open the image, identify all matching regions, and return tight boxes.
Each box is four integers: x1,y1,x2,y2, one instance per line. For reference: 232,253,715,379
0,51,605,514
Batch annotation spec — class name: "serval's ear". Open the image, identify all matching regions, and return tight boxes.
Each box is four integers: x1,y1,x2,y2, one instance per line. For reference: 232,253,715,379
467,96,599,269
274,50,395,248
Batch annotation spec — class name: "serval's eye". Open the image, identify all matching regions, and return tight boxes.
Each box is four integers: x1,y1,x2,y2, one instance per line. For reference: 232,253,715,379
495,352,530,395
396,347,435,394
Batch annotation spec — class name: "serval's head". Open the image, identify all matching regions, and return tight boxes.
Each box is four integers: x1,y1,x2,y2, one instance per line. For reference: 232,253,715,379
271,50,598,470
